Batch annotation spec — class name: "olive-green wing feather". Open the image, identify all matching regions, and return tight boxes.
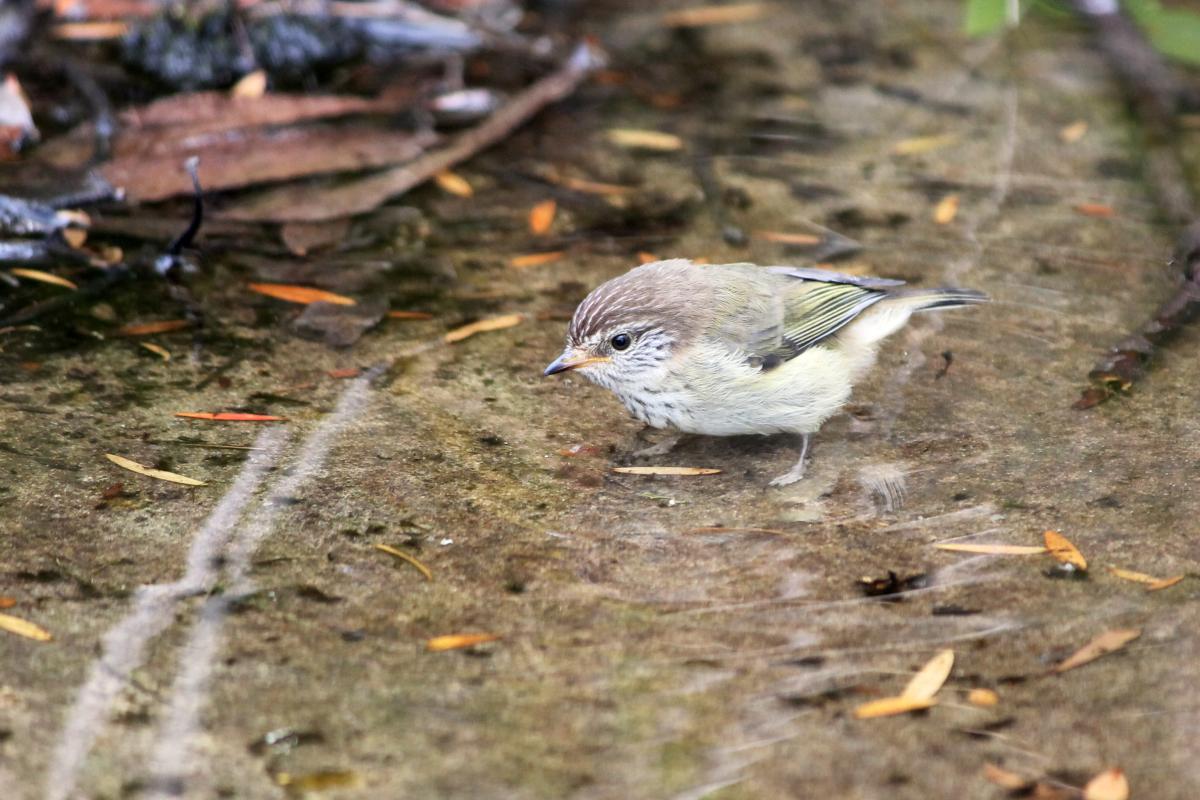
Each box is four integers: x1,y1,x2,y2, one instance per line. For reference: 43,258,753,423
774,281,888,355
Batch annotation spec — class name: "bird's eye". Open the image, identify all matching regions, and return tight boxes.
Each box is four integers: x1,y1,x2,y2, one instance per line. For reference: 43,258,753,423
610,333,632,351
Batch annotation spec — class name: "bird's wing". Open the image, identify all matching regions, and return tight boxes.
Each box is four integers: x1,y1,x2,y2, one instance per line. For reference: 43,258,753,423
763,265,905,289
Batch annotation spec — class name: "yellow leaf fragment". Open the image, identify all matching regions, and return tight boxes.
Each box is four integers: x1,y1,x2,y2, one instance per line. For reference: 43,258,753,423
1147,575,1184,592
901,649,954,701
606,128,684,151
231,69,267,99
9,268,78,290
434,170,474,197
140,342,171,361
528,199,557,235
1053,628,1140,674
427,633,501,652
661,2,772,27
853,695,936,719
933,543,1048,555
247,283,355,306
508,251,565,269
1106,566,1157,585
892,133,958,156
983,762,1031,790
104,453,206,487
1044,529,1088,571
612,466,722,476
1059,120,1089,143
374,543,432,581
0,612,52,642
443,313,524,343
1084,768,1129,800
967,688,1000,707
933,194,960,224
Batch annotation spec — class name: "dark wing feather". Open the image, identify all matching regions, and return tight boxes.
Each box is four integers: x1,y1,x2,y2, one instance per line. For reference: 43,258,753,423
765,265,905,289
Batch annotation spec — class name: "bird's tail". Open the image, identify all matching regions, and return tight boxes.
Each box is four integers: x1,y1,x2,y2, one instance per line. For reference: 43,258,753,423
844,287,987,346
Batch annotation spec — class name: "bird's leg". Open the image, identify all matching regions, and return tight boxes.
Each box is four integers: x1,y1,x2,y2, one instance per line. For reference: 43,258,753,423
769,433,811,487
632,431,683,458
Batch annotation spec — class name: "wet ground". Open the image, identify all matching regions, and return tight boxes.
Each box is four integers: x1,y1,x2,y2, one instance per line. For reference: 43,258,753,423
3,1,1200,798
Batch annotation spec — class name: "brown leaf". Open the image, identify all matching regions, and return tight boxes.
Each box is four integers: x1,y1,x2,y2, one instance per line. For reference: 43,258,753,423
1053,629,1140,674
326,368,360,379
934,542,1048,555
637,251,659,264
443,313,524,343
387,310,434,320
1075,203,1115,218
529,199,557,235
175,412,286,422
508,251,565,269
9,268,77,290
1044,530,1087,571
1106,566,1157,585
248,283,355,306
0,596,16,609
1084,768,1129,800
661,3,772,27
434,170,474,197
982,762,1031,791
104,454,206,487
901,649,954,701
853,695,936,719
231,70,267,99
115,319,190,336
1147,575,1184,591
612,466,721,476
0,612,52,642
51,21,129,40
374,543,433,581
933,194,960,224
967,688,1000,707
753,230,822,246
427,633,500,652
606,128,684,151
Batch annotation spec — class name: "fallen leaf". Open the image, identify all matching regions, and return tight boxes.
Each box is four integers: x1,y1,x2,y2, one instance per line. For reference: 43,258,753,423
104,453,206,487
612,466,721,476
606,128,684,151
0,596,15,609
1044,530,1088,571
1053,628,1140,674
1106,566,1157,585
529,199,557,235
9,268,77,290
853,695,936,719
1147,575,1184,591
115,319,190,336
374,543,433,581
387,310,434,320
967,688,1000,707
443,313,525,343
933,194,960,224
637,251,659,264
140,342,170,361
1084,768,1129,800
661,2,772,27
51,21,129,40
62,227,87,248
933,543,1048,555
248,283,355,306
231,70,267,99
427,633,500,652
434,170,474,197
1059,120,1088,143
0,612,52,642
892,133,959,156
274,770,362,791
901,649,954,701
1075,203,1115,218
553,175,631,195
327,368,360,379
983,762,1031,791
174,412,286,422
509,251,565,269
753,230,822,246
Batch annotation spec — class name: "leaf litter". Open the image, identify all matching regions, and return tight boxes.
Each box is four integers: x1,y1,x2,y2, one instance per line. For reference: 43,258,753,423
854,649,952,719
427,633,500,652
104,453,206,487
1052,629,1141,674
0,612,53,642
374,543,433,581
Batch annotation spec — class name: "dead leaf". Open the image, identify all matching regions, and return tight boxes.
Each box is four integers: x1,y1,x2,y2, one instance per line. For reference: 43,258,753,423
1044,530,1087,571
9,268,77,290
231,70,267,99
753,230,822,246
387,310,434,320
434,170,474,197
427,633,500,652
983,762,1031,791
853,695,936,719
104,453,206,487
901,649,954,701
509,251,565,269
661,3,772,27
0,612,52,642
612,466,722,476
933,194,960,224
140,342,170,361
0,596,15,609
327,368,360,379
637,251,659,264
1106,566,1157,585
1053,628,1140,674
606,128,684,151
967,688,1000,707
444,313,524,343
540,168,631,196
51,21,128,40
892,133,959,156
1147,575,1184,591
1084,768,1129,800
248,283,356,306
174,412,286,422
115,320,190,336
274,770,362,791
934,543,1048,555
529,199,557,235
374,543,433,581
1059,120,1088,143
1075,203,1115,218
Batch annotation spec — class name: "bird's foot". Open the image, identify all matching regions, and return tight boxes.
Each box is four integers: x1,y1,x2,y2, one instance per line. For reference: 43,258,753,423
632,433,682,459
768,433,811,487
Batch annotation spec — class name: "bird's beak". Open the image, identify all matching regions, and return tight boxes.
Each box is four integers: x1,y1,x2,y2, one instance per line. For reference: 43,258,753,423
544,350,611,376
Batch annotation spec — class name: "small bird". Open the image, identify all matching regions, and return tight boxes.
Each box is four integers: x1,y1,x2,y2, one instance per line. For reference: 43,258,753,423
544,259,986,486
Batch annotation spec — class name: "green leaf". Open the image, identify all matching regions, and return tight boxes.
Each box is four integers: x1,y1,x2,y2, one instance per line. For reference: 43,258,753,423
964,0,1008,36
